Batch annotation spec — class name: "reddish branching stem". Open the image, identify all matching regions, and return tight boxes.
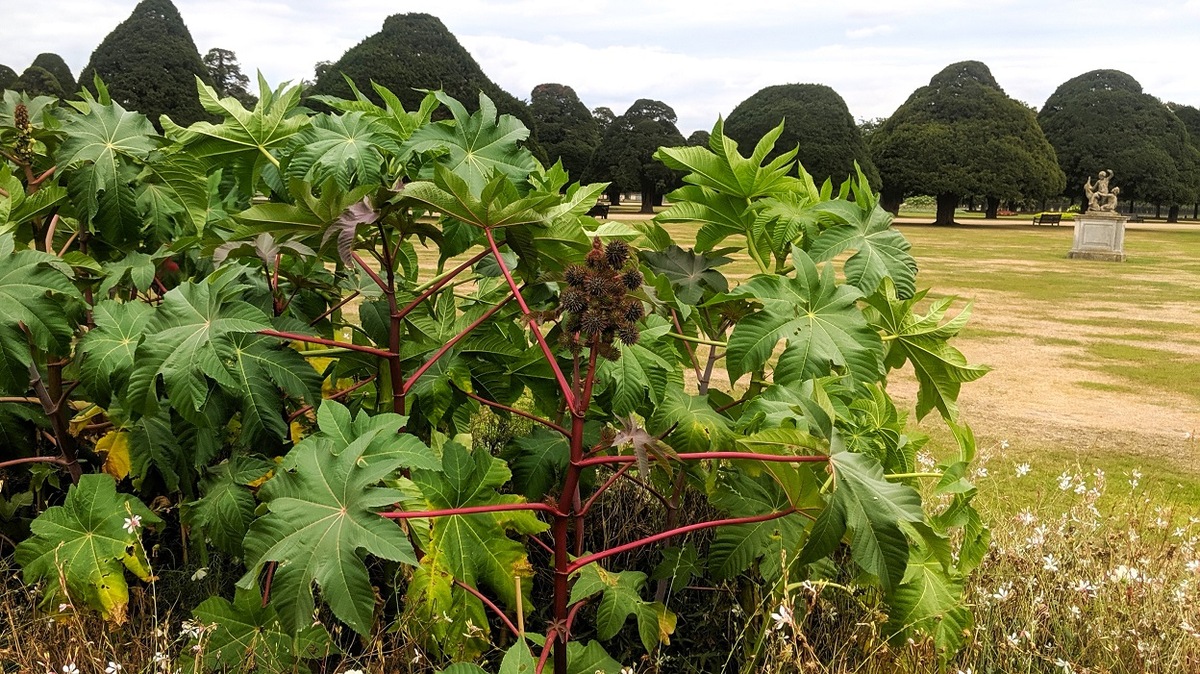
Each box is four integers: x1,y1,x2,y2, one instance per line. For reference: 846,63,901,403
455,386,569,437
575,452,830,468
402,294,515,395
309,291,361,326
380,502,561,520
259,329,395,359
567,508,798,574
0,455,68,471
393,250,490,322
454,579,520,639
352,252,389,293
579,463,634,516
484,228,577,413
287,376,377,423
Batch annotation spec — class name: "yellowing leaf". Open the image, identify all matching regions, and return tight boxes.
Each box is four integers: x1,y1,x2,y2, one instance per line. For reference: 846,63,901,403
68,405,104,436
97,430,132,480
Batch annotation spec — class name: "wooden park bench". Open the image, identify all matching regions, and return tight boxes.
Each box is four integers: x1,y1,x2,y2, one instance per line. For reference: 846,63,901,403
1032,213,1062,226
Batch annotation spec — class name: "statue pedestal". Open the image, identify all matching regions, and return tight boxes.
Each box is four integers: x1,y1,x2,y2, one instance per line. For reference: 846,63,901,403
1068,213,1127,262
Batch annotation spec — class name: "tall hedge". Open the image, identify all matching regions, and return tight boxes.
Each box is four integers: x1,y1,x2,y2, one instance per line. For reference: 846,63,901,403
0,64,16,90
78,0,211,127
725,83,879,189
30,53,76,94
310,12,541,156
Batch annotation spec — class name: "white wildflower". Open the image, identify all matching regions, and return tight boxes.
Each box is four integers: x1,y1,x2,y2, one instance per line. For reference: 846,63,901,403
1000,439,1010,450
973,466,989,479
105,664,122,674
191,567,208,581
122,515,142,534
1130,469,1143,488
1005,632,1020,647
770,604,793,631
1015,463,1031,477
917,451,936,470
1110,565,1142,583
1068,605,1081,618
339,670,365,674
62,666,79,674
1055,659,1074,673
1071,579,1097,598
1186,560,1199,573
1057,472,1073,491
1017,509,1036,526
621,668,636,674
991,583,1013,602
1043,554,1060,573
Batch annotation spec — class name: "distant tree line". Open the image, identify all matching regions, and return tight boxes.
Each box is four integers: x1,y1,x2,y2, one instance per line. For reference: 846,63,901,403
5,3,1198,221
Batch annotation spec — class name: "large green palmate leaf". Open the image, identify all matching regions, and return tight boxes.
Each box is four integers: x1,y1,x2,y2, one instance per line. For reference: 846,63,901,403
809,198,918,299
410,441,549,612
864,278,990,421
0,235,81,390
77,300,153,408
799,447,924,593
402,164,557,230
183,455,273,557
226,332,322,446
884,542,973,660
125,271,272,422
723,249,883,386
15,474,161,623
185,587,333,673
649,387,735,454
706,472,812,581
569,564,677,651
285,111,401,191
56,98,158,245
239,401,425,636
505,427,570,501
654,118,802,200
138,151,210,235
163,76,308,197
596,317,673,417
639,245,732,305
404,92,536,193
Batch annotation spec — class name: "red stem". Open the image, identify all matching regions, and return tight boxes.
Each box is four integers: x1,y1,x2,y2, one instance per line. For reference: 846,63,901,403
454,579,520,638
567,508,798,574
484,228,577,413
352,252,389,293
528,533,555,556
393,249,490,322
401,294,514,395
0,455,68,471
380,502,561,520
259,329,395,359
287,376,377,423
535,629,559,674
456,386,569,437
261,561,277,607
579,463,634,516
309,290,361,326
576,452,830,468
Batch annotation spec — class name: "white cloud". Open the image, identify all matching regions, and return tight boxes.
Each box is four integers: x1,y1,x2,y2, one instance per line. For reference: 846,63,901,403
845,25,895,39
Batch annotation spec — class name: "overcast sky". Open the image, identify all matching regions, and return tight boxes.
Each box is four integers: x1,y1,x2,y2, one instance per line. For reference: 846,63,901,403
3,0,1199,134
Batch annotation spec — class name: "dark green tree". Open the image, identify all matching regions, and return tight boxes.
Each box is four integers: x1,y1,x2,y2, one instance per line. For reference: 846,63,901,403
0,64,16,90
1039,71,1200,217
686,130,710,147
309,12,541,156
592,106,615,132
585,98,685,213
871,61,1065,224
529,83,600,180
29,53,76,94
78,0,212,128
203,48,256,107
725,83,880,189
11,66,64,98
1168,102,1200,220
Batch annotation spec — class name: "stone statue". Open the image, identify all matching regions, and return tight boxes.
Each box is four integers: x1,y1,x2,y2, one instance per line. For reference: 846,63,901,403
1084,170,1120,213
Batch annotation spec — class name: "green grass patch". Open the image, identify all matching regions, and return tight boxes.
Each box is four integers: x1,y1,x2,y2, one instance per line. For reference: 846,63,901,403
1085,341,1200,403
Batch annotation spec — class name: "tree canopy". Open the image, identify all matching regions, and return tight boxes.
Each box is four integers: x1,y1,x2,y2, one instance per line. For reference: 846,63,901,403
584,98,685,212
30,53,76,94
309,12,541,156
0,64,16,90
1038,70,1200,209
78,0,212,128
529,83,600,180
725,83,880,189
203,48,256,108
871,61,1064,224
11,66,65,99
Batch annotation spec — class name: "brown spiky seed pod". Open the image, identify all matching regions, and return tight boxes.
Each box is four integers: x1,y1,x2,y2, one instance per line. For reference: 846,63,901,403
580,310,608,336
584,274,608,297
598,342,622,361
623,299,645,322
560,287,587,314
617,324,640,346
564,265,587,286
605,240,630,268
621,269,644,290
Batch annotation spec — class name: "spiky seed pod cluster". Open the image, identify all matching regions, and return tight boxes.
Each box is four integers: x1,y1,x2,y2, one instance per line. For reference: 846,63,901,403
557,238,646,360
13,103,35,164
